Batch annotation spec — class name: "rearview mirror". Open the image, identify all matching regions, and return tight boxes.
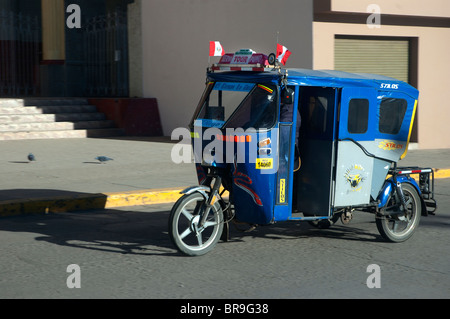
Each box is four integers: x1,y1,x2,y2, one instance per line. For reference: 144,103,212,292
281,88,294,104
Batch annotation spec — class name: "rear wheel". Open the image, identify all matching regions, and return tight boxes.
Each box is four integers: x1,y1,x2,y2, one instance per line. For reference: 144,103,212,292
169,192,223,256
376,183,421,243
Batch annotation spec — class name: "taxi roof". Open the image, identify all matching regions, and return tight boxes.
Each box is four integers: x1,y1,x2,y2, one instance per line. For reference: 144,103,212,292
207,68,419,99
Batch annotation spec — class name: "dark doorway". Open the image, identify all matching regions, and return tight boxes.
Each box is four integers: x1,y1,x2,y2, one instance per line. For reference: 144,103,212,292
83,7,129,97
0,0,41,96
0,0,130,98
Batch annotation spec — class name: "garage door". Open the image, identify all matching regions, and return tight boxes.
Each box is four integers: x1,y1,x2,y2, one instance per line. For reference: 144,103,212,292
335,37,409,83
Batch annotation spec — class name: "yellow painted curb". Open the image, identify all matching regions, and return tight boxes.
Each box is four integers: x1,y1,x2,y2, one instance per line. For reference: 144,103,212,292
0,193,108,217
434,168,450,180
104,188,185,208
103,187,230,208
0,188,186,217
406,169,450,180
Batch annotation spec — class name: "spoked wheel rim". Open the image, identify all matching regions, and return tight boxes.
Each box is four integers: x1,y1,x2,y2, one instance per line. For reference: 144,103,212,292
169,193,223,256
376,183,421,242
383,207,414,237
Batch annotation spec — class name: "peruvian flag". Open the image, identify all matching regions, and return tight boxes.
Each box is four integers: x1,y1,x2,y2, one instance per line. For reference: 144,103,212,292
276,43,292,65
209,41,225,57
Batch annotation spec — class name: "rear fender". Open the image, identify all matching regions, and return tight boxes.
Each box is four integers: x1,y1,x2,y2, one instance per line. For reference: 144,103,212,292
378,175,421,208
377,176,427,216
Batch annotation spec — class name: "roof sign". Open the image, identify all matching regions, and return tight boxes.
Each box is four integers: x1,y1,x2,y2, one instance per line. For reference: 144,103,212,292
213,48,271,72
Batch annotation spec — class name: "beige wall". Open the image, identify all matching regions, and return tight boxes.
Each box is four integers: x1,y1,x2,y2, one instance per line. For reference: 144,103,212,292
140,0,313,135
313,22,450,149
331,0,450,18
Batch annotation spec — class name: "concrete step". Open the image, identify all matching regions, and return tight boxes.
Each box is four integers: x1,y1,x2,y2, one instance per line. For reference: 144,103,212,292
0,105,98,115
0,112,106,124
0,120,116,132
0,98,89,107
0,98,125,140
0,128,125,141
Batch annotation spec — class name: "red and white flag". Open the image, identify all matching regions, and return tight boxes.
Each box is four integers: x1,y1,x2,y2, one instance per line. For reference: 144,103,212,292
276,43,292,65
209,41,225,57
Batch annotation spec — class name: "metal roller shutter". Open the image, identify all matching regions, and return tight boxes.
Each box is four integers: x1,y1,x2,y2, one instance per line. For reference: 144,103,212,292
335,37,409,83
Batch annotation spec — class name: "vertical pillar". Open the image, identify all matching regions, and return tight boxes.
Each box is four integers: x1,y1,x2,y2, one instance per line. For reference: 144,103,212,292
41,0,65,61
128,0,142,97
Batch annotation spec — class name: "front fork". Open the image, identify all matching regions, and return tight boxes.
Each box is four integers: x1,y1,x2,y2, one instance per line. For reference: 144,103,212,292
394,177,408,213
198,175,222,228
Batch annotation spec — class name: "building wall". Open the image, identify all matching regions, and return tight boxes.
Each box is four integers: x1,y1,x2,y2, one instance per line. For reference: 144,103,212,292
140,0,313,135
331,0,450,18
313,2,450,149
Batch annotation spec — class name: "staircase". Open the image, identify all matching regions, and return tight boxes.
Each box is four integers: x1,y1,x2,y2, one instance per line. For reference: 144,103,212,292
0,98,125,140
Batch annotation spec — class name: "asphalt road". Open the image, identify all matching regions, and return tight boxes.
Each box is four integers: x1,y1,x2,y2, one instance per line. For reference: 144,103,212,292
0,179,449,300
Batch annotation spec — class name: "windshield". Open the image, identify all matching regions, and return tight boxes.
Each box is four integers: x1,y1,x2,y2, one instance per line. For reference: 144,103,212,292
192,82,278,130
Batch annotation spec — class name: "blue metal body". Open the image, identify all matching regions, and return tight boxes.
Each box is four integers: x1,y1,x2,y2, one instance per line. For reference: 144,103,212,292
192,69,420,225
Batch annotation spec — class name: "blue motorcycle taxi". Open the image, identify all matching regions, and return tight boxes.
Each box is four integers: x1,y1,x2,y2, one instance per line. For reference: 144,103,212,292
168,49,437,256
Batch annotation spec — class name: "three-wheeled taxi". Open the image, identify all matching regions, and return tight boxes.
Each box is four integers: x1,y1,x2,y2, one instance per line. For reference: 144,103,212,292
168,49,436,256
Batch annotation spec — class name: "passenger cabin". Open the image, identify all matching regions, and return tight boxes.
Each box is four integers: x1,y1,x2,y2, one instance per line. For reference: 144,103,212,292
201,67,419,224
283,69,418,218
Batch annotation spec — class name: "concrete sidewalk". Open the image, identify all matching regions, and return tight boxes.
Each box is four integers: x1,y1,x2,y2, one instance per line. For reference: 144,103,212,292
0,137,449,217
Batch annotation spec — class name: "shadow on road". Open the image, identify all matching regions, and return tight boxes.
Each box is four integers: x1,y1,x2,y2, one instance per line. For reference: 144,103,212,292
227,216,383,244
1,201,447,257
0,206,389,258
0,207,180,256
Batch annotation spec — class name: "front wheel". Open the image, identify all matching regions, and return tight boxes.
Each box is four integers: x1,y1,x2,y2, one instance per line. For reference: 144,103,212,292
169,192,223,256
376,183,422,243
